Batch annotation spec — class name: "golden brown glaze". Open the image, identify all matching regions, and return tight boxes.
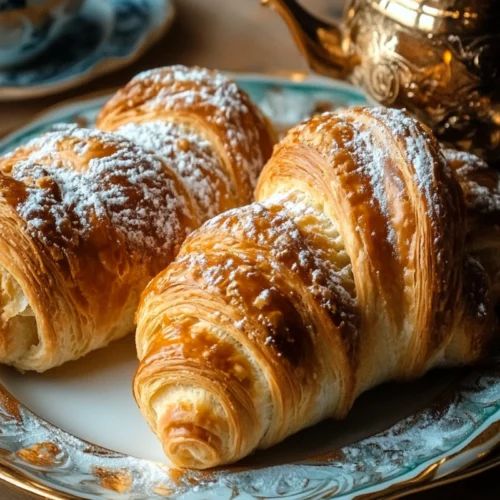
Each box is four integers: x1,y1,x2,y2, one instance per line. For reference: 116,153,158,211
97,65,276,220
134,107,499,469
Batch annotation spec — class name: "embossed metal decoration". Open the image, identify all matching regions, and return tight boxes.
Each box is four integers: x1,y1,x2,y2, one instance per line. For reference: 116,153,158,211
263,0,500,163
0,74,499,499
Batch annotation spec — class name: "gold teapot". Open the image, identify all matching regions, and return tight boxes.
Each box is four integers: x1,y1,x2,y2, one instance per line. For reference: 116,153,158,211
263,0,500,162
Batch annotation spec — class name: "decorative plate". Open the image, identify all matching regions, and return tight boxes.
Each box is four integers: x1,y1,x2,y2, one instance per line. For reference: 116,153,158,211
0,0,175,100
0,74,499,500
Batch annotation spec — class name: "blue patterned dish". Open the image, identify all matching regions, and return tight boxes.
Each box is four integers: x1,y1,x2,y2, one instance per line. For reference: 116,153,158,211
0,74,499,500
0,0,84,68
0,0,175,99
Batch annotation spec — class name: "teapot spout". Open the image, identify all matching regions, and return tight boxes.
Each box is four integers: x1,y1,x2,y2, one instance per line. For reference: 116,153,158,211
262,0,356,79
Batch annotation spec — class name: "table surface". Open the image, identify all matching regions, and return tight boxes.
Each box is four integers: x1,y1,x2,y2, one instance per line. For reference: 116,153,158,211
0,0,498,498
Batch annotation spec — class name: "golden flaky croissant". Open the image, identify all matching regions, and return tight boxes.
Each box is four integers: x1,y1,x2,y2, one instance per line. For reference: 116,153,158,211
0,67,274,372
134,107,500,469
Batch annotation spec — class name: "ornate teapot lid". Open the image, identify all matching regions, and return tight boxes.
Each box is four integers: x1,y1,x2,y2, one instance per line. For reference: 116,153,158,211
369,0,499,33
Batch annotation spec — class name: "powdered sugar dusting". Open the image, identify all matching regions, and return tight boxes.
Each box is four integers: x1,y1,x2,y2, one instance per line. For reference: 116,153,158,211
116,120,234,221
443,148,500,215
134,65,268,190
137,65,235,90
6,125,191,256
268,190,355,295
189,200,356,332
343,119,399,246
370,108,441,211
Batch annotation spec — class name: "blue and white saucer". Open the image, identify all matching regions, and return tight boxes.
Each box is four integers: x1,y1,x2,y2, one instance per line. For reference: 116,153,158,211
0,0,175,100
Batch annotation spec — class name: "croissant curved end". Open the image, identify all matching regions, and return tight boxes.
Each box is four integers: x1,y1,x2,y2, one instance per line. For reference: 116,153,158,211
153,389,225,469
160,422,221,469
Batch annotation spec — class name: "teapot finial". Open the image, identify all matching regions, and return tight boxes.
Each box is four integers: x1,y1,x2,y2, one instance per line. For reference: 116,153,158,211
262,0,357,79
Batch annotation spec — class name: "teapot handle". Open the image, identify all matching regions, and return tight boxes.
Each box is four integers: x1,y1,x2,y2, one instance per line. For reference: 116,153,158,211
262,0,354,79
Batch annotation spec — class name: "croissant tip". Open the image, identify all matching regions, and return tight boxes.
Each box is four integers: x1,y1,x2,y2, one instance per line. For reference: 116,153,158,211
161,424,222,469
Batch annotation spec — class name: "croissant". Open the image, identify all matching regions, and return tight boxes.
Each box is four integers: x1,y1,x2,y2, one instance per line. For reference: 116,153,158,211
97,65,275,221
444,149,500,306
134,107,499,469
0,67,274,372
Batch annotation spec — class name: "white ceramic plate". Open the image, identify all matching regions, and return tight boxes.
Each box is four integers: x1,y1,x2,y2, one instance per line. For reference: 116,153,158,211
0,74,499,500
